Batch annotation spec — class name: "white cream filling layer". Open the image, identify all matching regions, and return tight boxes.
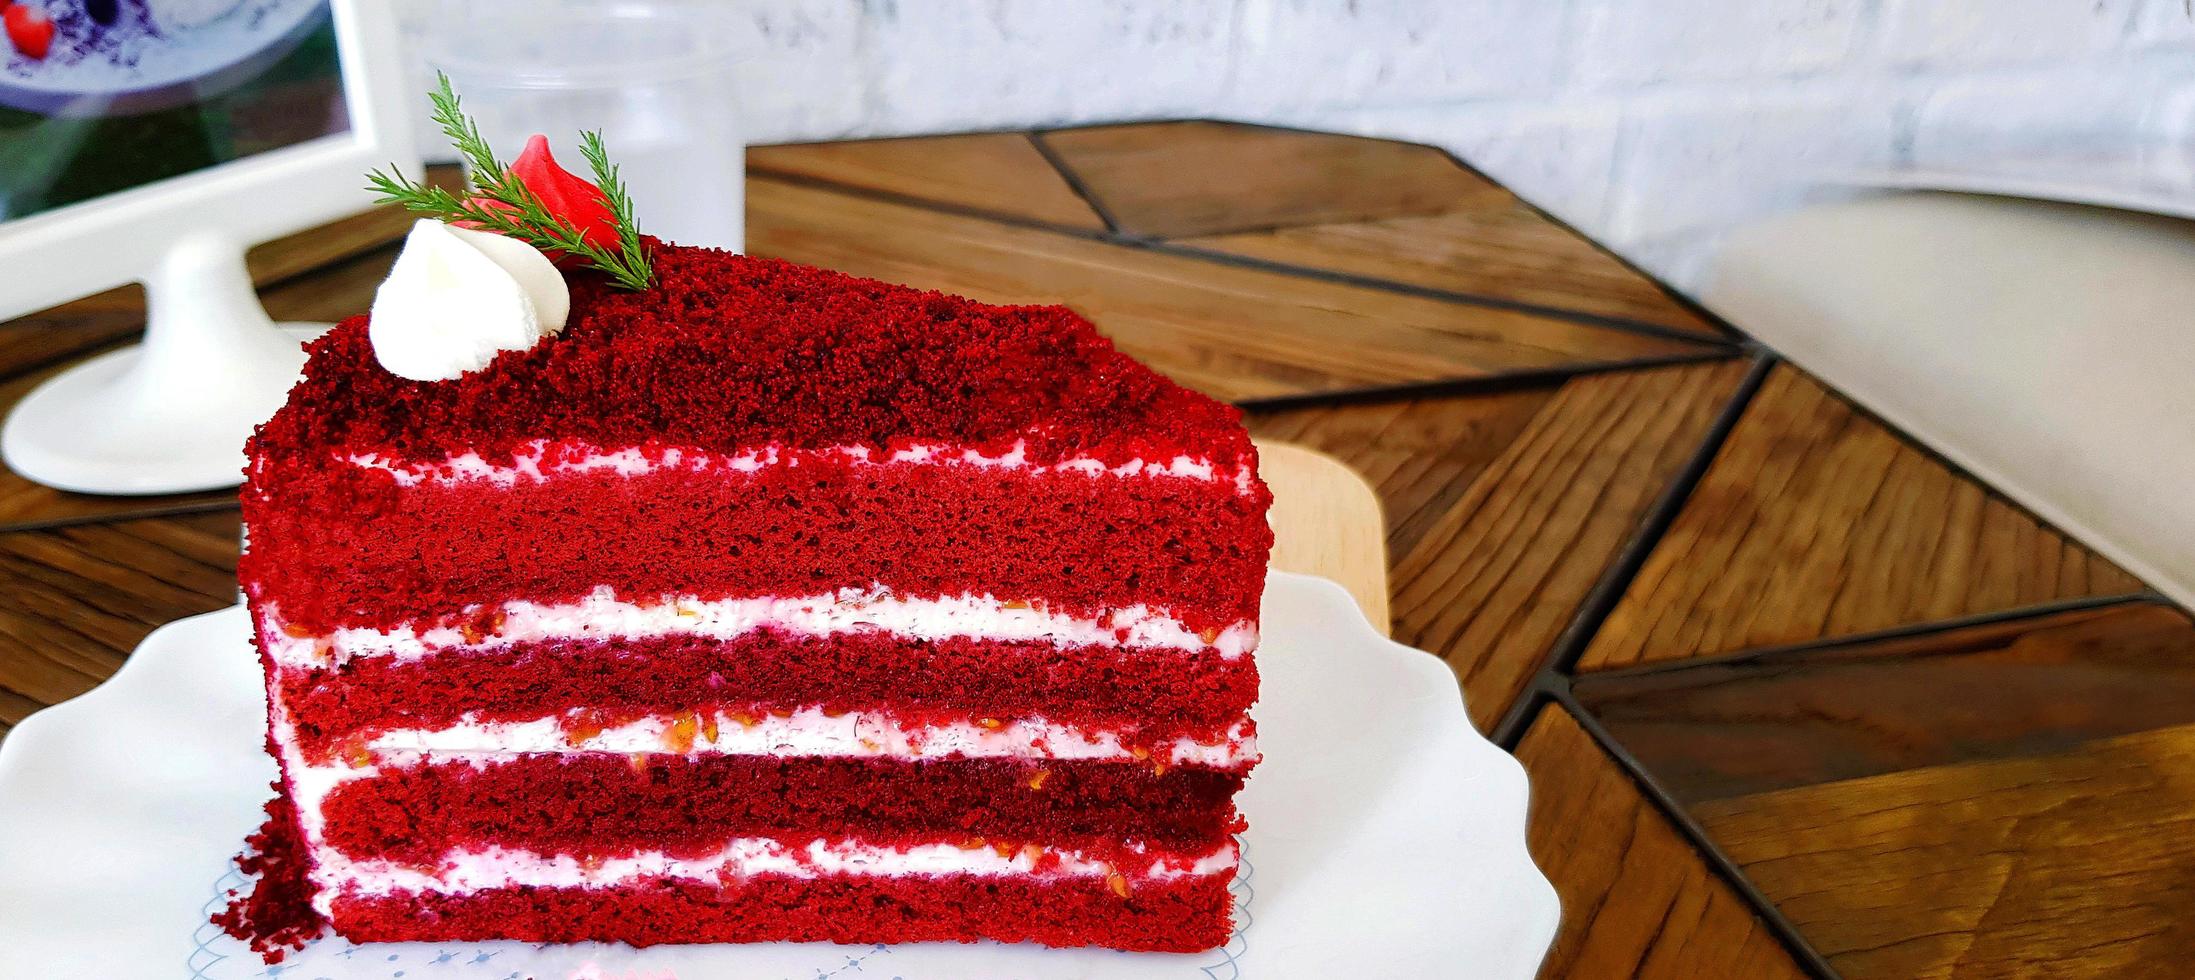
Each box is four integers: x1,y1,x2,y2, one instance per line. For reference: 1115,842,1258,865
344,437,1259,496
267,693,357,917
269,697,1245,915
271,700,1251,855
324,837,1239,902
356,708,1255,768
260,588,1257,668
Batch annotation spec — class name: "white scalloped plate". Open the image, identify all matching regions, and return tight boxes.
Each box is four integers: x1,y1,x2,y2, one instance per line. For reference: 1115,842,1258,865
0,572,1557,978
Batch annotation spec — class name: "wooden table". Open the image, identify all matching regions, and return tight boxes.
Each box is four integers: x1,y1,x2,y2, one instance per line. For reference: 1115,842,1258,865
0,121,2180,979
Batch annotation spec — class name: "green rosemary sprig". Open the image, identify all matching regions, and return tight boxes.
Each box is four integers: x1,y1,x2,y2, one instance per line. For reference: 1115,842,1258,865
427,70,503,183
364,73,655,291
577,130,650,290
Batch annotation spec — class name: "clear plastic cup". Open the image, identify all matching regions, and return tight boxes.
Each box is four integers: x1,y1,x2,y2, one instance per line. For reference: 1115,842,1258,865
425,1,744,251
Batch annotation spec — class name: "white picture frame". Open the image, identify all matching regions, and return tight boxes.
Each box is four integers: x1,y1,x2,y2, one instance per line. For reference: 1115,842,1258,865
0,0,420,495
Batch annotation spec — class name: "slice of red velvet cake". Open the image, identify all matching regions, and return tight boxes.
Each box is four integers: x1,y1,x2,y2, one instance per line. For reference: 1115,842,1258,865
235,242,1272,952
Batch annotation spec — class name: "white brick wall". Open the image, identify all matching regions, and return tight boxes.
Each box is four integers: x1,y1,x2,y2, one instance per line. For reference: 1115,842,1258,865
394,0,2195,292
1227,0,1568,109
1612,91,1898,242
2131,0,2195,47
1907,62,2195,174
1877,0,2140,68
711,0,869,139
1574,0,1864,88
862,1,1238,134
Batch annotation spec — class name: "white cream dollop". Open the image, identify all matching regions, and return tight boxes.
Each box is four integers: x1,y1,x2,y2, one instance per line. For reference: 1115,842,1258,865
368,220,570,381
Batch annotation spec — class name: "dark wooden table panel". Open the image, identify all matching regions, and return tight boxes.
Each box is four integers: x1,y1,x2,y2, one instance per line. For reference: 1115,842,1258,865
1519,707,1809,979
1255,358,1748,730
1180,199,1723,339
0,510,239,736
1038,121,1493,238
1031,120,1723,341
747,176,1715,403
1580,365,2144,671
0,682,38,741
1579,600,2195,803
1402,359,1748,728
1247,385,1560,564
749,132,1109,232
1696,721,2195,979
241,192,425,289
255,241,398,325
0,288,149,382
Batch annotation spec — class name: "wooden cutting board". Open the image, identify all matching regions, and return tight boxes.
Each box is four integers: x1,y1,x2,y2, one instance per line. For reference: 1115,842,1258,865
1256,440,1388,634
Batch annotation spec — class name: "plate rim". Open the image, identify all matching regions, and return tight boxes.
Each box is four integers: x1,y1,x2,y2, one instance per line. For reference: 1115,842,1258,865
1265,572,1561,968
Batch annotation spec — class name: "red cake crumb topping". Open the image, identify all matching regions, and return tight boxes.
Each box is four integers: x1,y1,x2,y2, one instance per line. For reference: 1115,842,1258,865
211,785,324,962
248,242,1251,468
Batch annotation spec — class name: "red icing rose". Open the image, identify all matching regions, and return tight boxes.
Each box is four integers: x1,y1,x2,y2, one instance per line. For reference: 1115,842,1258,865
460,135,619,263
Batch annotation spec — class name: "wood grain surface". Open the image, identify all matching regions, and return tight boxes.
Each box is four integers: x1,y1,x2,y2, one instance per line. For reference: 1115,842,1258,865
1248,384,1561,566
748,176,1714,404
1395,360,1750,729
749,133,1108,231
1519,707,1809,979
1581,366,2144,671
1580,600,2195,803
1182,201,1723,339
241,191,427,289
1696,721,2195,979
1039,121,1490,238
1255,359,1749,729
0,289,148,382
0,510,239,740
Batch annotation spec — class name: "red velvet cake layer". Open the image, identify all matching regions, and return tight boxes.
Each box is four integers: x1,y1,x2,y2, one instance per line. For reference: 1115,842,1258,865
244,456,1268,635
328,873,1234,952
271,631,1255,759
318,756,1243,863
248,247,1254,471
229,243,1270,957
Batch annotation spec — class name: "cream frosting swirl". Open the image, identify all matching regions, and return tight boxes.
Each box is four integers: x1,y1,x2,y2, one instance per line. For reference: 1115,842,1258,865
368,220,570,381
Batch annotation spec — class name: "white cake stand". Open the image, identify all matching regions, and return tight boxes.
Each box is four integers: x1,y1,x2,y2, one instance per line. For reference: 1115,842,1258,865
1,232,327,496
